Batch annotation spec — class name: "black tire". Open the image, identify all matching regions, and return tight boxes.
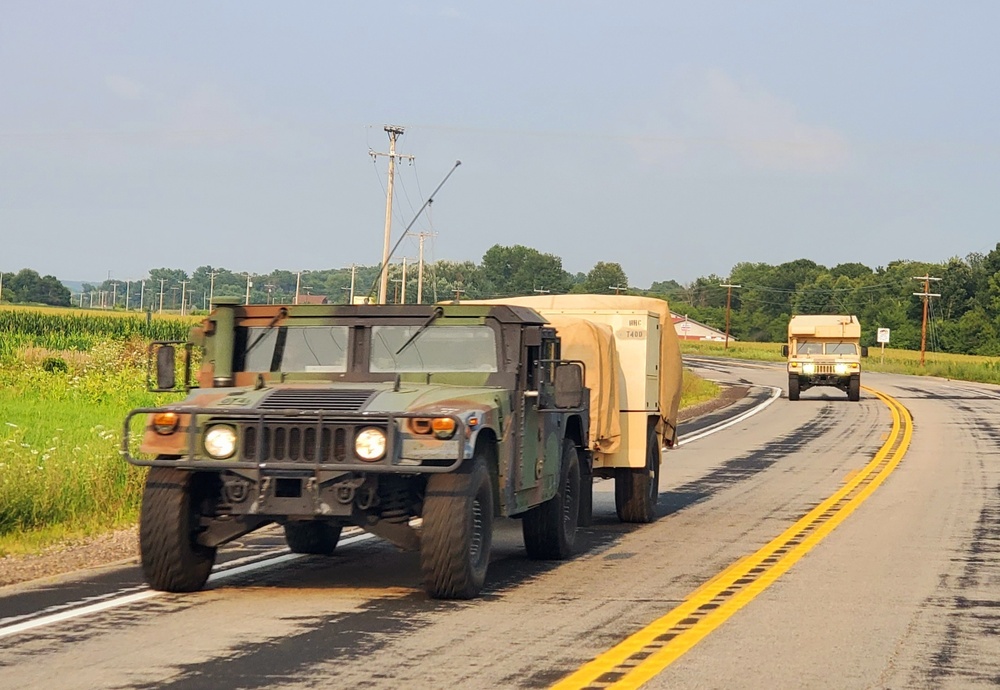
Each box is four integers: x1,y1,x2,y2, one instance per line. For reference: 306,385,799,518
848,375,861,402
284,521,343,555
788,374,800,401
420,452,494,599
523,440,581,560
615,424,660,523
140,467,217,593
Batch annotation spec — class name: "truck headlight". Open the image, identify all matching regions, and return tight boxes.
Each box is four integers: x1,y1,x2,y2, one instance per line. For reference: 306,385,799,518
834,363,849,375
204,425,237,459
802,363,816,375
355,427,387,461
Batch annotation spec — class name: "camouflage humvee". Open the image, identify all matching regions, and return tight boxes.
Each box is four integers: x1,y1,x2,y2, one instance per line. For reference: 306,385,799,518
123,298,589,599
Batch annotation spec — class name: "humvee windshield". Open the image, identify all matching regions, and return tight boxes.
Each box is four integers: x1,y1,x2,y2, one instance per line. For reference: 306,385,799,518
239,326,349,373
370,325,498,373
796,340,857,356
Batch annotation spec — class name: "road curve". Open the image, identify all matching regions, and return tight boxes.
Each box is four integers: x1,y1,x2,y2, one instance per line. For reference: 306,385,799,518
1,358,999,689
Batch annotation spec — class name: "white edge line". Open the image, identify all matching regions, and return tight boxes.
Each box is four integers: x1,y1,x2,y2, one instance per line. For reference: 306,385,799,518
0,533,375,640
676,386,782,447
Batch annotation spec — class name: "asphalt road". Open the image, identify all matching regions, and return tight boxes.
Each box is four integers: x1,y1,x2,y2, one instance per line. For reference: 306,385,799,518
1,358,998,689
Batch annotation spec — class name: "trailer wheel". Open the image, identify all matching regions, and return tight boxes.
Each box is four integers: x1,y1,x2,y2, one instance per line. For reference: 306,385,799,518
848,375,861,402
788,374,800,401
140,467,217,593
615,424,660,523
284,521,343,555
420,452,494,599
523,439,581,560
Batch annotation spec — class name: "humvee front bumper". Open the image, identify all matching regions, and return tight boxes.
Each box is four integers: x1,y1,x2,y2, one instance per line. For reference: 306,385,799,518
122,406,467,474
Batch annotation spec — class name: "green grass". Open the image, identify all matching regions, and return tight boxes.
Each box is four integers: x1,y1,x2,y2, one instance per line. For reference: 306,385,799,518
0,339,182,556
680,369,721,408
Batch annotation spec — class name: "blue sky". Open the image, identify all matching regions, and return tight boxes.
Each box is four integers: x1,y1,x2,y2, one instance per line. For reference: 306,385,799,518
2,1,998,287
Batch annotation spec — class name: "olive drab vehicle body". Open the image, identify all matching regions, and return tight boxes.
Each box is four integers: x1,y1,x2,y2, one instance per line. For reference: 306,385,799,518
124,299,590,599
782,314,868,402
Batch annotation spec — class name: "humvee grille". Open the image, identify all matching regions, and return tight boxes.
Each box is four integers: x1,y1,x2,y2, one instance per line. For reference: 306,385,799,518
814,364,835,374
242,420,383,464
258,389,375,412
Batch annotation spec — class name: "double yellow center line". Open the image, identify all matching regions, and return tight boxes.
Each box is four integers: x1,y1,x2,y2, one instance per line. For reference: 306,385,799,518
553,387,912,689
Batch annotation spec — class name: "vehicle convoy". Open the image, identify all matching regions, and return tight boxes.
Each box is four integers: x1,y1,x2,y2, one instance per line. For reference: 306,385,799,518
781,314,868,402
124,295,681,599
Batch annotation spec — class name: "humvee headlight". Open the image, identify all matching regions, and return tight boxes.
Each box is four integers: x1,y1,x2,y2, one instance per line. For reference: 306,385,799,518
834,363,849,375
152,412,180,435
355,427,387,461
204,425,237,459
802,363,816,375
431,417,457,439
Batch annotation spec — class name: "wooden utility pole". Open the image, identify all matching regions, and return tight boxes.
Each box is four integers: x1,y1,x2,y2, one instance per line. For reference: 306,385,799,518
416,232,435,304
912,275,941,366
720,281,741,350
371,125,414,305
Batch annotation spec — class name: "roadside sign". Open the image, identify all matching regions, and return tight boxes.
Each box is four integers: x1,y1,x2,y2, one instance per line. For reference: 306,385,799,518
877,328,890,343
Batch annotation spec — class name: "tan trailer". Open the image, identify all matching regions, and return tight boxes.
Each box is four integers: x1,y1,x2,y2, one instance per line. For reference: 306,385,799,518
464,294,683,523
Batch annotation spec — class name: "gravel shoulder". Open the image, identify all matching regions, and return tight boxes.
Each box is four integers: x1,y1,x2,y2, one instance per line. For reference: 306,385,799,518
0,385,749,590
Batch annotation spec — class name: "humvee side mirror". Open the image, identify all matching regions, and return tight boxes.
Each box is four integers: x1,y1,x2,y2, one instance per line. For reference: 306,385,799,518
156,345,176,391
861,346,869,358
781,345,789,357
553,363,584,409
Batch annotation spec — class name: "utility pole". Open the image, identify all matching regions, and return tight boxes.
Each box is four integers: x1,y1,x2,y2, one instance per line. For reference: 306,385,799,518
912,275,942,366
416,232,435,304
111,281,118,309
158,279,166,313
245,273,253,305
125,280,131,311
720,281,741,350
295,271,302,305
609,285,626,295
401,258,408,304
265,283,276,304
209,270,219,307
349,264,357,304
180,280,189,316
139,279,146,312
371,125,414,305
0,272,4,303
533,286,550,295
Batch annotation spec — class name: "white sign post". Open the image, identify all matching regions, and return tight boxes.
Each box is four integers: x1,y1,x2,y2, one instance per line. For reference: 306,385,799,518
876,328,890,364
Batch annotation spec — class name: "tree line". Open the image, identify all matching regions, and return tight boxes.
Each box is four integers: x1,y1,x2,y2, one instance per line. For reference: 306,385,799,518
6,243,1000,355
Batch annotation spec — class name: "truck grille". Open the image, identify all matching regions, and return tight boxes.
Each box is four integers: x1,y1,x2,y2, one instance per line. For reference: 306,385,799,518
258,389,375,412
241,419,386,464
813,364,835,374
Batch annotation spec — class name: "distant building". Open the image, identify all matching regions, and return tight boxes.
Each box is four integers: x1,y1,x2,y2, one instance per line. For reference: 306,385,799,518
296,294,329,305
671,313,734,342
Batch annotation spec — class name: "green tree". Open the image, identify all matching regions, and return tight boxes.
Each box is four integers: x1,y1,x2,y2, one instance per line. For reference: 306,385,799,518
479,245,572,297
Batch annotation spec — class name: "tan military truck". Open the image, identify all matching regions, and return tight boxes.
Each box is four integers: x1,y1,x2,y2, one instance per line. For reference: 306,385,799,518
782,315,868,402
465,295,683,523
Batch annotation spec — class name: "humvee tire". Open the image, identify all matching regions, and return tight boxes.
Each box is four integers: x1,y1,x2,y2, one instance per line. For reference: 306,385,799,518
140,467,217,592
848,375,861,402
420,452,494,599
523,439,581,560
284,521,342,555
615,424,659,523
788,374,800,401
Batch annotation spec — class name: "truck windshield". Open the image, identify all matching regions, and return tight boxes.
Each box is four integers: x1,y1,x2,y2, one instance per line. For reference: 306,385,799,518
796,341,823,355
370,325,498,373
240,326,349,372
826,342,858,355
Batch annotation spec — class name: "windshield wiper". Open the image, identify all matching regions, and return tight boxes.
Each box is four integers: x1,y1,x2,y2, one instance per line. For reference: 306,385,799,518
395,307,444,356
244,307,289,359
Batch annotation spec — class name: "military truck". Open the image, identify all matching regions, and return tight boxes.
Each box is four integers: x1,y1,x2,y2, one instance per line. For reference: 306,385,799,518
781,315,868,402
124,295,682,599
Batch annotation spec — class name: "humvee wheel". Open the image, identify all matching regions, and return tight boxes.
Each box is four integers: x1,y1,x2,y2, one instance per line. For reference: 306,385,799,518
140,467,217,593
284,521,343,555
848,375,861,402
420,452,494,599
788,374,800,401
523,439,581,560
615,424,660,524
